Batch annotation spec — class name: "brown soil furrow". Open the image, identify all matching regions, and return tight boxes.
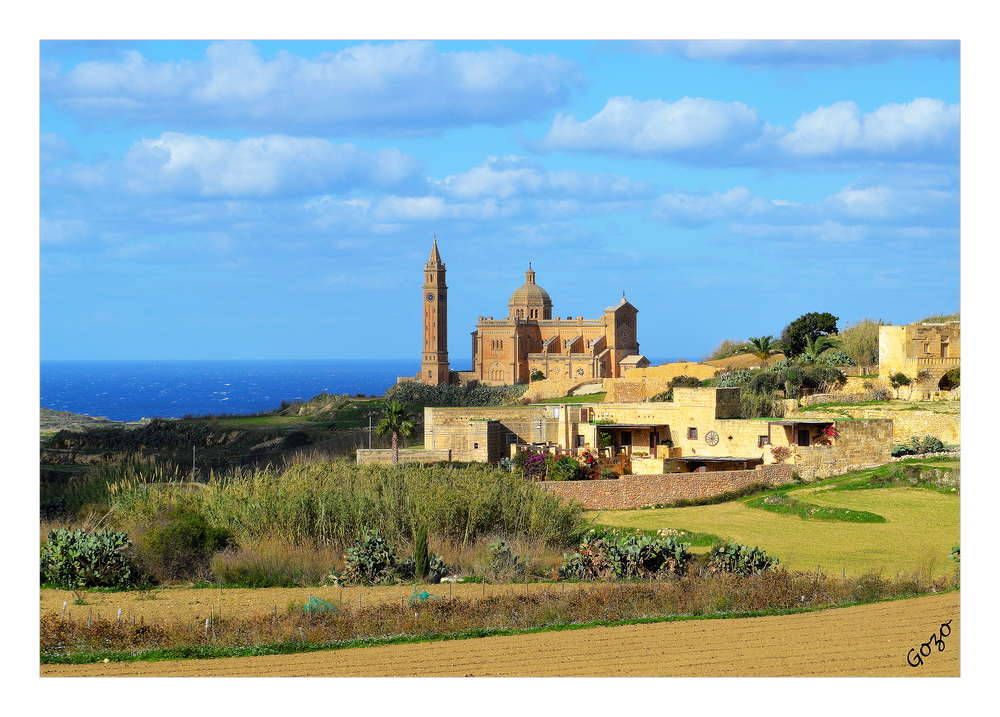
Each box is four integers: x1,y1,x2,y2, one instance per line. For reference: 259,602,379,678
41,591,958,677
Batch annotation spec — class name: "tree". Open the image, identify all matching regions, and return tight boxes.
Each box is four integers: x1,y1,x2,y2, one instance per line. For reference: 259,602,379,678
838,318,885,371
375,401,416,465
747,335,778,366
800,334,841,363
780,312,839,359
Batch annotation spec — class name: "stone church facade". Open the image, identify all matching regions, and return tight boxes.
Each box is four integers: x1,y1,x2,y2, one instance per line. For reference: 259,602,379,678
418,240,648,386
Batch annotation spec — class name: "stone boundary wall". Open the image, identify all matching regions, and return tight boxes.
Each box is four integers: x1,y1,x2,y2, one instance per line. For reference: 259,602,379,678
519,379,599,403
536,463,795,510
356,448,451,466
794,406,960,445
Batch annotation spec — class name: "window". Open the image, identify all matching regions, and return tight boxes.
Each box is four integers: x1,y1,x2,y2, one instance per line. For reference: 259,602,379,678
797,429,811,447
473,442,479,450
577,435,586,447
620,431,632,446
687,427,698,440
507,433,518,445
552,406,560,418
758,435,770,448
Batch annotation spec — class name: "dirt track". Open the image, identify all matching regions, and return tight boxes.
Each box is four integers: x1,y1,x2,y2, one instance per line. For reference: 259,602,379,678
41,591,958,677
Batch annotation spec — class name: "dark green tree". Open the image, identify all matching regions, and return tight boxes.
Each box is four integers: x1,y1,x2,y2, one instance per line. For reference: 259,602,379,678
780,312,839,359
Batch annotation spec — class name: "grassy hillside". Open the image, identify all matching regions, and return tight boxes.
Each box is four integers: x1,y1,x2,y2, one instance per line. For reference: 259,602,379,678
587,460,959,579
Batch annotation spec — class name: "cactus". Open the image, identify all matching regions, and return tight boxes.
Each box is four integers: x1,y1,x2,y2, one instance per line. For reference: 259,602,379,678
708,542,779,576
342,529,399,585
559,529,691,580
40,528,136,590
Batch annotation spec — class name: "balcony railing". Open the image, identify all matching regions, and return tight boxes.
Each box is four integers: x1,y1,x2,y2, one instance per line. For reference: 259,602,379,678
911,357,960,366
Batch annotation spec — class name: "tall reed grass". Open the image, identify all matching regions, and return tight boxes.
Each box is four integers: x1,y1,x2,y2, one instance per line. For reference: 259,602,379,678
107,458,585,551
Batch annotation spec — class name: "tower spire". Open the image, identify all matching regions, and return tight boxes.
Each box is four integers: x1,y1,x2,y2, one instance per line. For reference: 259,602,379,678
428,235,443,265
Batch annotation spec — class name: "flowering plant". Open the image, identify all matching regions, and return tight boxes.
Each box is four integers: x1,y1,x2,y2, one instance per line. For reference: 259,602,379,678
813,424,838,446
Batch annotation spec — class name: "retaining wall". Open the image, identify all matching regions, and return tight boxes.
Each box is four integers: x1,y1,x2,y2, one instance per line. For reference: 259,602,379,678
536,463,795,510
356,448,451,466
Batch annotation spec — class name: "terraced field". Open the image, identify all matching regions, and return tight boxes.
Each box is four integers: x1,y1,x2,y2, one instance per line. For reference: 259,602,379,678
41,591,959,677
590,483,959,579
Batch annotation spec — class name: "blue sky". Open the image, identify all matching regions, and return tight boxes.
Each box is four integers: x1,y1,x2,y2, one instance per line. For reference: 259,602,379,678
38,33,963,363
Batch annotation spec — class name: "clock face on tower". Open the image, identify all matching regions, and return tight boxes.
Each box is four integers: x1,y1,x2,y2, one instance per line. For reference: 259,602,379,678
426,292,435,302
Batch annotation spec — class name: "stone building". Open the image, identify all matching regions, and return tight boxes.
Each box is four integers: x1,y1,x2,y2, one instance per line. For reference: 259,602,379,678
879,320,960,395
417,240,648,386
417,386,892,481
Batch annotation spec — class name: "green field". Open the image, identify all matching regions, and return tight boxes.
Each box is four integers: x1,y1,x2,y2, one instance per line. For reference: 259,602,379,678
536,393,607,404
587,470,959,579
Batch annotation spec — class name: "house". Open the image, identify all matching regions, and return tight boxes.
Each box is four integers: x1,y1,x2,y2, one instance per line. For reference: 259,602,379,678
879,320,960,397
419,386,892,481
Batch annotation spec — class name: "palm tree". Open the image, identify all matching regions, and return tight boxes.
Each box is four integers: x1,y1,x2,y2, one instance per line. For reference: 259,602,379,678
801,334,840,363
747,335,778,367
375,401,416,465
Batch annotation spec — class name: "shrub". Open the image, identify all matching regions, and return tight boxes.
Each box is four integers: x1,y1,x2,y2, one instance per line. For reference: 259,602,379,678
703,338,752,362
136,508,234,583
891,435,947,457
513,450,549,480
740,391,783,419
548,455,585,481
707,542,780,576
715,368,754,388
40,528,137,590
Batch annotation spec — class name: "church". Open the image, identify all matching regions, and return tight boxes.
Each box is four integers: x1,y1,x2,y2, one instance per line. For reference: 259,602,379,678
418,239,649,386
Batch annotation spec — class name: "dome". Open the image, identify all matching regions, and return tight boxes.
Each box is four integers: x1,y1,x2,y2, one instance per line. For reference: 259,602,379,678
508,265,552,319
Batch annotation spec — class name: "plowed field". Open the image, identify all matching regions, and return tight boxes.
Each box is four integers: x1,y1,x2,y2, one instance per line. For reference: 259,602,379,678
41,591,958,677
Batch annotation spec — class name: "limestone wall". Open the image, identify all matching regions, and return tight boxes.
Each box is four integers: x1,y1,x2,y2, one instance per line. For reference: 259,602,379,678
622,361,721,382
519,378,597,403
788,419,893,480
356,448,451,466
536,463,795,510
796,407,959,445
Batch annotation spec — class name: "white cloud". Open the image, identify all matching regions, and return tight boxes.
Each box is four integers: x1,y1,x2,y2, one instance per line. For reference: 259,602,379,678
533,96,958,168
43,41,583,134
652,178,957,231
532,96,772,162
777,99,960,162
40,133,79,166
118,133,426,198
435,155,655,201
635,40,958,69
652,186,780,227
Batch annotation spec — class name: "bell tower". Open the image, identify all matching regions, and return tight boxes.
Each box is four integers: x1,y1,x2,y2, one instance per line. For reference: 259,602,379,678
421,237,450,385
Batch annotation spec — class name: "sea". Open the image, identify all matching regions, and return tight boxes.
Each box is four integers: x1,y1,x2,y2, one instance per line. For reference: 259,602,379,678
41,357,678,423
40,359,425,423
